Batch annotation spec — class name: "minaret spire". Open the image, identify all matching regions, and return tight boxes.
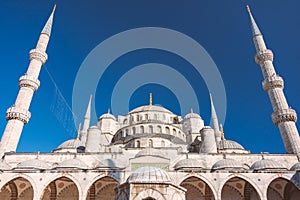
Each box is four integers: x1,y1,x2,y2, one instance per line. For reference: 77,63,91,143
81,95,92,143
247,6,300,154
210,93,221,142
0,6,56,154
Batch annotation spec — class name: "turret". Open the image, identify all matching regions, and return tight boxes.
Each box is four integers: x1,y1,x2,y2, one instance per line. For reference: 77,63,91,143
85,126,101,152
199,126,217,153
247,6,300,154
0,6,56,154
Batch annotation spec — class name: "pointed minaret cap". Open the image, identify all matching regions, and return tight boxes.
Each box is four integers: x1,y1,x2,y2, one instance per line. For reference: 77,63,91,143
76,123,82,140
84,95,92,119
41,4,56,36
246,5,262,37
210,93,217,119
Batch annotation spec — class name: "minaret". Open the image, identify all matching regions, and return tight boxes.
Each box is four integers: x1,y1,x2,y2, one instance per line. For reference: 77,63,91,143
210,94,221,142
0,6,56,154
247,6,300,154
81,95,92,143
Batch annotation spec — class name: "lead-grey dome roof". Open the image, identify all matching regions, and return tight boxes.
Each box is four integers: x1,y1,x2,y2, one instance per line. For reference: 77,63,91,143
184,112,201,119
129,105,173,114
212,159,249,170
290,162,300,171
16,159,51,170
99,113,116,120
174,158,205,170
57,139,85,149
135,148,167,158
218,140,245,150
127,166,171,183
250,159,287,171
55,158,88,169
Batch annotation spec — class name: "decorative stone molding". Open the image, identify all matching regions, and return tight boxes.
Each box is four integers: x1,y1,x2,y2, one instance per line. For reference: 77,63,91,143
262,75,284,91
271,108,297,126
255,49,273,65
29,49,48,64
19,75,40,91
6,106,31,124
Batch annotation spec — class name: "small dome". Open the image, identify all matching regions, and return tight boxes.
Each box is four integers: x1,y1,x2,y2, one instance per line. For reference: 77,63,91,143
184,112,201,119
174,158,205,170
57,139,85,149
99,113,116,120
100,159,126,169
16,159,51,170
251,159,287,171
127,166,171,183
290,162,300,171
129,105,173,114
135,148,167,158
0,160,11,171
218,140,245,150
212,159,249,171
55,158,88,169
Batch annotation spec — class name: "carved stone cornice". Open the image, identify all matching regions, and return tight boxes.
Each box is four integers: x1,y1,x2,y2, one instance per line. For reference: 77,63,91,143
19,75,40,91
272,108,297,126
262,75,284,91
6,106,31,124
255,49,273,65
29,49,48,64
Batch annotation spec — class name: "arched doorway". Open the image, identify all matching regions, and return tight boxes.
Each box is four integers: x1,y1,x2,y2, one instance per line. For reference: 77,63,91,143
41,177,79,200
221,177,260,200
180,176,215,200
0,177,33,200
86,176,119,200
267,178,300,200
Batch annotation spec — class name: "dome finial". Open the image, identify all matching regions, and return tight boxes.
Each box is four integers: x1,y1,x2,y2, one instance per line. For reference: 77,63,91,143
220,124,225,140
149,93,153,106
76,123,81,140
108,108,110,114
246,5,250,13
190,108,193,113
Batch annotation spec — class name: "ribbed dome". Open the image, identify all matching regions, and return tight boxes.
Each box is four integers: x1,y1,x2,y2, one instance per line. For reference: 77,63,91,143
129,105,172,114
55,158,88,169
212,159,249,170
57,139,85,149
135,148,167,158
184,112,201,119
99,113,116,120
251,159,287,171
127,166,171,183
174,158,205,170
16,159,51,170
218,140,245,150
0,160,11,171
290,162,300,171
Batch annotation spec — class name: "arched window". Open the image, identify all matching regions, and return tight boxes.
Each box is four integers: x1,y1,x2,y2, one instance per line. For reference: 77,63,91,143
165,127,170,134
140,126,144,133
136,140,141,148
132,127,136,134
123,119,128,124
161,140,165,147
137,115,140,121
154,114,158,120
149,125,153,133
173,128,176,135
145,114,149,120
130,115,134,122
125,129,129,136
149,139,153,148
158,125,162,133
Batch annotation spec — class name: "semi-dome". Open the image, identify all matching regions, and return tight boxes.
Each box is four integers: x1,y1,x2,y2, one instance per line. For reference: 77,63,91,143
250,159,287,171
15,159,51,170
99,113,116,120
0,160,11,171
135,148,167,158
290,162,300,171
212,159,249,171
57,139,85,149
129,105,173,114
174,158,205,170
127,166,171,183
218,140,245,150
55,158,88,169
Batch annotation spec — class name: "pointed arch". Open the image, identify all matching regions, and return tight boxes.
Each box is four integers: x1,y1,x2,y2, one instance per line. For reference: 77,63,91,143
0,177,34,200
267,177,300,200
221,176,260,200
180,176,215,200
41,177,79,200
86,176,119,200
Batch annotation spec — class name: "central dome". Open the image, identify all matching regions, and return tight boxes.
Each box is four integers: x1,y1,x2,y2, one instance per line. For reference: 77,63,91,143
129,105,173,114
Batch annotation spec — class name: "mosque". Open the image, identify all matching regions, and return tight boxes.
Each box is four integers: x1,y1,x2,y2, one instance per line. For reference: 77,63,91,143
0,4,299,200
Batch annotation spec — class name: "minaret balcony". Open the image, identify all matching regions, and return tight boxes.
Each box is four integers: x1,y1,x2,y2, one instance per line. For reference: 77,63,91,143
262,75,284,91
19,75,40,91
271,108,297,126
6,106,31,124
255,49,274,64
29,49,48,64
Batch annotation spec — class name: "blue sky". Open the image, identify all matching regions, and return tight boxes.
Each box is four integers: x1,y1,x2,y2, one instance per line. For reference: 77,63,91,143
0,0,300,153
